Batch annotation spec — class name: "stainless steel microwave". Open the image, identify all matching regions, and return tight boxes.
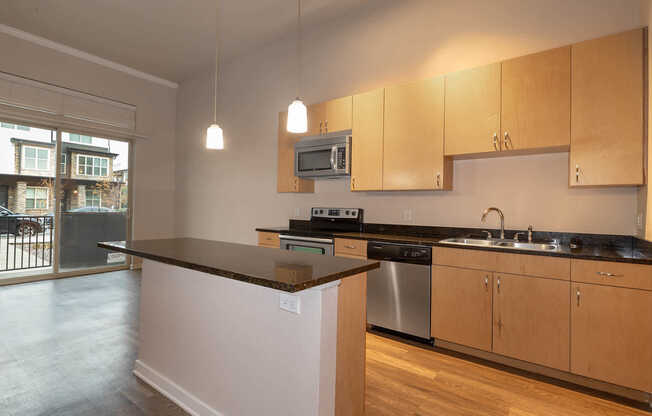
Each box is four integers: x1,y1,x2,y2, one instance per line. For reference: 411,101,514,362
294,131,351,178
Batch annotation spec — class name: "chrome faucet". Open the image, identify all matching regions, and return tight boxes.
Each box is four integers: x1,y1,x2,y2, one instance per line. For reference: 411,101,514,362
481,207,505,240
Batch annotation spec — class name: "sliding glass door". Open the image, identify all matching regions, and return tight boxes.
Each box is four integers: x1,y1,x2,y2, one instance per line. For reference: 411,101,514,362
57,132,131,273
0,121,56,279
0,121,132,282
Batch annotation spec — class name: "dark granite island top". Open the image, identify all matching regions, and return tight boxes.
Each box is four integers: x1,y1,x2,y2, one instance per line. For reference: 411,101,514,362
98,238,379,292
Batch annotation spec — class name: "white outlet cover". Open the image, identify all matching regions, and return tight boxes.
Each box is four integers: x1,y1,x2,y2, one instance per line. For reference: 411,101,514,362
280,293,301,314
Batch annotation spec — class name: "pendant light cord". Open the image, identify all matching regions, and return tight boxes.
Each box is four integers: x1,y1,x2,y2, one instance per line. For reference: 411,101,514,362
296,0,302,99
214,1,219,123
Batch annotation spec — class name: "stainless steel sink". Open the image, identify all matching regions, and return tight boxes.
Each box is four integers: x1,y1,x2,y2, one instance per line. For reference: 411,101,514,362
439,237,560,252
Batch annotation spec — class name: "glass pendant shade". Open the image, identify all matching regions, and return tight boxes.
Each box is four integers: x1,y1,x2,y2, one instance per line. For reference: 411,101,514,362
287,98,307,133
206,123,224,149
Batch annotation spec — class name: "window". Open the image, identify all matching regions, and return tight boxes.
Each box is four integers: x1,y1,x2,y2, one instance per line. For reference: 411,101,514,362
70,134,92,144
85,190,101,208
77,155,108,177
25,187,48,209
1,123,30,131
23,146,50,170
60,154,67,174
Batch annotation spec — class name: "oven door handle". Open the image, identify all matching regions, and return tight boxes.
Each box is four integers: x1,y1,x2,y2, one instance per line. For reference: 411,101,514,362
279,235,334,244
330,146,337,170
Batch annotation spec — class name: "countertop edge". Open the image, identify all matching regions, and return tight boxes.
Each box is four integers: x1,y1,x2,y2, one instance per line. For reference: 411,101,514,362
98,242,379,293
255,228,652,265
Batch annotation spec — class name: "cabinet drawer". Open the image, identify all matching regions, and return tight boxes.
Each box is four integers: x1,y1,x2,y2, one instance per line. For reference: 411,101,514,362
496,252,570,280
571,259,652,291
433,247,496,271
335,238,367,257
257,232,280,248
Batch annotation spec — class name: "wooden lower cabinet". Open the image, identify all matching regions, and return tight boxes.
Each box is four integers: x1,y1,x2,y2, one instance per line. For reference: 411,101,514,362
431,266,492,352
257,232,280,248
493,274,570,371
571,283,652,392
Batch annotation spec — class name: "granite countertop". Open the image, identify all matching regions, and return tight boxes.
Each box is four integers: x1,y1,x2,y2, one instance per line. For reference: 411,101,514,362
98,238,380,292
256,225,652,265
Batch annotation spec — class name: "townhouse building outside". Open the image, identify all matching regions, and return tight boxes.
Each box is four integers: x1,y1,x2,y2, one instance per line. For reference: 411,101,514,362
0,123,127,216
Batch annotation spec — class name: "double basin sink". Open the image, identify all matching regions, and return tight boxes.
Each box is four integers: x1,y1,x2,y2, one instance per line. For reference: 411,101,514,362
439,237,560,252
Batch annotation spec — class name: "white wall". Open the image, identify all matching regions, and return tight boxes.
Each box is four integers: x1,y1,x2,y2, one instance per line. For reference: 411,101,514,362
176,0,645,244
0,32,177,239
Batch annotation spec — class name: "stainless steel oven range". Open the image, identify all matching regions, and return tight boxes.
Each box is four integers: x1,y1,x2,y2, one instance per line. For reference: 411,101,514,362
279,207,363,256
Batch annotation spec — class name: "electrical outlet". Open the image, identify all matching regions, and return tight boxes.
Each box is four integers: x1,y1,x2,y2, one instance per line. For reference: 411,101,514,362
280,293,300,314
401,209,413,223
294,207,301,218
636,213,643,229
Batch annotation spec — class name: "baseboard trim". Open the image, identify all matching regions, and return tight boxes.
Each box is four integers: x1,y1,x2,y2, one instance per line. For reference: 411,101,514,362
133,360,223,416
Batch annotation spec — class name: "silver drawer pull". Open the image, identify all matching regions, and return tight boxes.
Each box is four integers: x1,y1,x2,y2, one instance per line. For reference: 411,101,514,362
596,271,623,277
344,245,357,249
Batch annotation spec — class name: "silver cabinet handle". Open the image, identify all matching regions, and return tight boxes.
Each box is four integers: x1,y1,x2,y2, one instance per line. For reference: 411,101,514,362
436,172,441,188
493,133,499,151
576,288,580,306
344,245,357,249
484,276,489,290
596,271,623,278
325,120,328,133
575,164,580,183
503,131,511,149
319,121,323,135
351,177,356,190
497,277,501,293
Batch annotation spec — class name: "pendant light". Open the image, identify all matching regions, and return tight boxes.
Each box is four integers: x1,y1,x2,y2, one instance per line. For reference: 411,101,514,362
206,1,224,149
287,0,308,133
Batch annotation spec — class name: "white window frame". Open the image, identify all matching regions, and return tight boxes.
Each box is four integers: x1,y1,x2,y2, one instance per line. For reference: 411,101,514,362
69,133,92,144
25,186,49,210
60,153,66,174
22,145,50,171
85,189,102,208
76,154,109,177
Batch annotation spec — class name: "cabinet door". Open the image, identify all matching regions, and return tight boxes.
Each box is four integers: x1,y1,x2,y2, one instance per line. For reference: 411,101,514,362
307,96,352,136
383,76,449,190
570,28,644,186
501,46,570,151
431,266,493,352
493,274,570,371
571,283,652,392
277,112,314,193
351,89,383,191
444,63,501,156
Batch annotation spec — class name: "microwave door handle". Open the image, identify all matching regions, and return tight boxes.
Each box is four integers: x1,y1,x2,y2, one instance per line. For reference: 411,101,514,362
330,146,336,169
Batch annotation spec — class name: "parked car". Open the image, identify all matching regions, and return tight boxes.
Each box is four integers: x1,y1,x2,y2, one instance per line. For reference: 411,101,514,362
0,206,50,236
66,206,117,213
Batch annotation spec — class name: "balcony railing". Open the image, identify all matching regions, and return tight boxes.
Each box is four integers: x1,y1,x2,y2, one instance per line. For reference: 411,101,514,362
0,215,53,272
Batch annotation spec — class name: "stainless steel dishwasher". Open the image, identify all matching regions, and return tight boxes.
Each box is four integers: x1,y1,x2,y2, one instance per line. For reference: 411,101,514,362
366,241,432,340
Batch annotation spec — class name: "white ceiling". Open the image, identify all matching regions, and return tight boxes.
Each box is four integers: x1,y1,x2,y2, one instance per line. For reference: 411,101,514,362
0,0,363,83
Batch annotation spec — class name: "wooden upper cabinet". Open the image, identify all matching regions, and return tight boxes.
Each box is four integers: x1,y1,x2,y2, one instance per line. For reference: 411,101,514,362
493,274,570,371
277,111,314,193
431,266,493,352
307,96,353,136
383,77,451,190
571,283,652,392
501,46,571,151
351,89,384,191
444,63,501,156
570,29,644,186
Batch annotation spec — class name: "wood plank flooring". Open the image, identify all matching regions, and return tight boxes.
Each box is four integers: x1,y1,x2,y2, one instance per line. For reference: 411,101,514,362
0,270,648,415
365,333,650,416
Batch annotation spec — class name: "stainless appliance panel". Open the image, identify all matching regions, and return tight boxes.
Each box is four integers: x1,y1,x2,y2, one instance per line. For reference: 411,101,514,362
367,260,431,339
280,237,334,256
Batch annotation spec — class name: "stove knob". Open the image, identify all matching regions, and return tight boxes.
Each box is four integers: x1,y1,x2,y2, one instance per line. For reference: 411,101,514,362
351,210,357,216
345,210,350,215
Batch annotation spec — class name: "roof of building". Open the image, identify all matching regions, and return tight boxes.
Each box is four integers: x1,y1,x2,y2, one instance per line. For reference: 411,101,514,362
10,138,118,158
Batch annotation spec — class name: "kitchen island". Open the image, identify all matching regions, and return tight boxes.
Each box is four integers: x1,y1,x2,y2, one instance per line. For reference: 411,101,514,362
99,238,379,416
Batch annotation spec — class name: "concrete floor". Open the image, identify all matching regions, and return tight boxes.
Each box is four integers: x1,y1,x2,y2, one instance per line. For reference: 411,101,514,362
0,270,187,416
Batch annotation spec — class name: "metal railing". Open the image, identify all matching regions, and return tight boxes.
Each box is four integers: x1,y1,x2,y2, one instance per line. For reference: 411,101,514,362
1,215,53,272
